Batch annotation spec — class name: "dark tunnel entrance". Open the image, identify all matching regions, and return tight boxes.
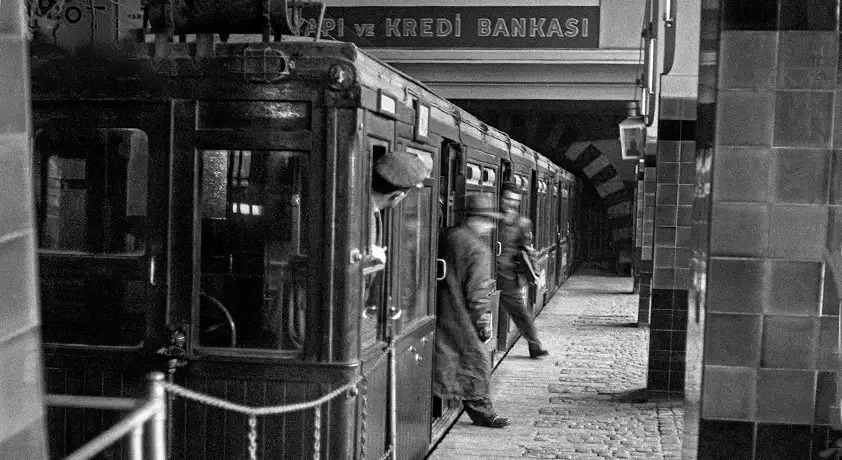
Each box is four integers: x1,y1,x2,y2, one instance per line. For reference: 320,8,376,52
452,99,636,275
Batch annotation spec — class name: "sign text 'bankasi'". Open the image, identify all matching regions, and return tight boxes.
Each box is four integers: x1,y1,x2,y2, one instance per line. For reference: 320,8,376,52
301,6,599,49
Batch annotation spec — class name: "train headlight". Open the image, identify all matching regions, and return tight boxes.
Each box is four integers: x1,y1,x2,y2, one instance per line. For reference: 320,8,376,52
328,63,355,91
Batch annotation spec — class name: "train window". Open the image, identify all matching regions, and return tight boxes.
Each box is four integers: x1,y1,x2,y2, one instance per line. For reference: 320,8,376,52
466,163,482,185
397,185,433,328
197,149,306,350
36,129,148,254
482,168,496,186
34,128,149,346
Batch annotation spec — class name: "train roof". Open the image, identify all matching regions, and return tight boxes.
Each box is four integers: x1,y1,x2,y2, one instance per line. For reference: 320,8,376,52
30,34,571,179
342,40,562,174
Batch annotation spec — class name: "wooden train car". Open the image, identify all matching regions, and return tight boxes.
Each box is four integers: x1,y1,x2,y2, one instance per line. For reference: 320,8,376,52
31,30,580,459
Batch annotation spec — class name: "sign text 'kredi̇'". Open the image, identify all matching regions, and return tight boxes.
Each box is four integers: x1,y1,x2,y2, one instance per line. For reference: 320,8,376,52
301,6,599,49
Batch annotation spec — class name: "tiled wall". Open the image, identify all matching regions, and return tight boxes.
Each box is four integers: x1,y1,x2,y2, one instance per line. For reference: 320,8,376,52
0,1,48,458
647,98,698,397
687,0,842,458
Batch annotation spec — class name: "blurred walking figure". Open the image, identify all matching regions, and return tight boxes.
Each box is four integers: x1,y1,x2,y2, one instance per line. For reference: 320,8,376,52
433,193,510,428
497,182,549,359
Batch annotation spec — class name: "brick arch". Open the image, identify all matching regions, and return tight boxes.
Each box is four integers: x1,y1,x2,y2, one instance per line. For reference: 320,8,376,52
564,142,635,270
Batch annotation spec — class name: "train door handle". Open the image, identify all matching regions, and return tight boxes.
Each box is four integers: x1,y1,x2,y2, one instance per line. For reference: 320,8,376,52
496,242,502,257
149,255,156,286
362,305,378,319
436,259,447,281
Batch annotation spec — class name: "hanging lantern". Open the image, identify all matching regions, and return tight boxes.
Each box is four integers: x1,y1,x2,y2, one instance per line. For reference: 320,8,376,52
619,101,646,160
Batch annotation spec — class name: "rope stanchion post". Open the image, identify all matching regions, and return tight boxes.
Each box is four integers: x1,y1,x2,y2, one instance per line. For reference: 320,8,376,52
148,372,168,460
387,341,397,460
129,424,144,460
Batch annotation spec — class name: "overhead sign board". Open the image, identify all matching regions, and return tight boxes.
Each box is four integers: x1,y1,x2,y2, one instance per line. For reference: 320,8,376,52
305,6,599,49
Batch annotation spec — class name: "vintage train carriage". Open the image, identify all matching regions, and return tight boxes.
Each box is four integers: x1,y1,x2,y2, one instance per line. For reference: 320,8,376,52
31,33,580,459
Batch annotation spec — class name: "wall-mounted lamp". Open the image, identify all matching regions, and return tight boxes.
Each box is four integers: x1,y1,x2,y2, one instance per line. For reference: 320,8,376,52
619,101,646,160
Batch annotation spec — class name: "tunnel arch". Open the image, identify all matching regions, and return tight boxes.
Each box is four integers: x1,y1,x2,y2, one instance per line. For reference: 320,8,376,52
562,140,635,272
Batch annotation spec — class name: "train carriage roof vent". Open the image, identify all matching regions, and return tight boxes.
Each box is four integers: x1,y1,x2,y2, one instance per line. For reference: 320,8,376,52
243,46,290,83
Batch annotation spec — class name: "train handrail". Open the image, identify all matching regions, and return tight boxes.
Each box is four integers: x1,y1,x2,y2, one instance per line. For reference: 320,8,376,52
46,373,167,460
200,291,238,347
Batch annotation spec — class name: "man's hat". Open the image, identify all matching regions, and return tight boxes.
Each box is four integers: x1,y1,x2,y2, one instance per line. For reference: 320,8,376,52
374,150,432,188
462,193,504,220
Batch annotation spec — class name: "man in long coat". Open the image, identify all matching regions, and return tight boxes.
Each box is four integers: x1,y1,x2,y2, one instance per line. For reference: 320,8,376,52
433,193,510,428
497,182,549,359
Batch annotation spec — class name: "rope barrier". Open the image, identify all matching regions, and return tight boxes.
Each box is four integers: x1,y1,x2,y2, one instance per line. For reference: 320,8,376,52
159,345,392,460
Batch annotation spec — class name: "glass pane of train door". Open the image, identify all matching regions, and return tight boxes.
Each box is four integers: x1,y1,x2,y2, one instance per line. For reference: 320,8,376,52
196,150,307,350
395,147,435,330
392,146,435,459
362,140,390,350
35,128,151,346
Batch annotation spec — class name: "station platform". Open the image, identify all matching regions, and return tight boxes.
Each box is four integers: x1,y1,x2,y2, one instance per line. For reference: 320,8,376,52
428,268,684,460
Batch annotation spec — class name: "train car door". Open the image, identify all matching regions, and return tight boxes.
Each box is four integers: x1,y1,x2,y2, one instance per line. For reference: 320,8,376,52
528,171,542,314
497,166,532,350
530,172,555,315
430,140,463,440
390,140,437,460
545,175,558,297
33,101,170,457
166,99,325,460
461,150,502,360
556,181,570,286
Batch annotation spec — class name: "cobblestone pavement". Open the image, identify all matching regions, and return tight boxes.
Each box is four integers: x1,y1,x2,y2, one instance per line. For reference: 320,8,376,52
428,269,684,459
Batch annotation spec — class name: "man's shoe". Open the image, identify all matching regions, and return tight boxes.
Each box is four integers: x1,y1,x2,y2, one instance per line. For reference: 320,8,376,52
473,415,510,428
529,347,549,359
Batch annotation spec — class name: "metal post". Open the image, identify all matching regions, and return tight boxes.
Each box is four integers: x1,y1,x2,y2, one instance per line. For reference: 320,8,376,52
148,372,167,460
129,425,144,460
388,344,397,460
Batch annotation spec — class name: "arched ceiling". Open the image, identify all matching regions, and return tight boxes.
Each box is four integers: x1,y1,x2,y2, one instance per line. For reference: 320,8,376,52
452,99,636,182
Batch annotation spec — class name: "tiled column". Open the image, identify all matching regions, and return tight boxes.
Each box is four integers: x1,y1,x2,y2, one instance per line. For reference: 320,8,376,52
688,0,842,458
633,160,645,293
647,99,697,398
0,0,49,458
638,159,656,325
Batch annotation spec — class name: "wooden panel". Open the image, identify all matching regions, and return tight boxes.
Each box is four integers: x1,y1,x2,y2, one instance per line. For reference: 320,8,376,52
223,381,248,459
194,129,312,151
172,376,325,460
196,101,311,131
358,355,388,460
263,380,285,459
45,368,66,458
44,366,145,459
181,377,207,460
395,331,433,459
